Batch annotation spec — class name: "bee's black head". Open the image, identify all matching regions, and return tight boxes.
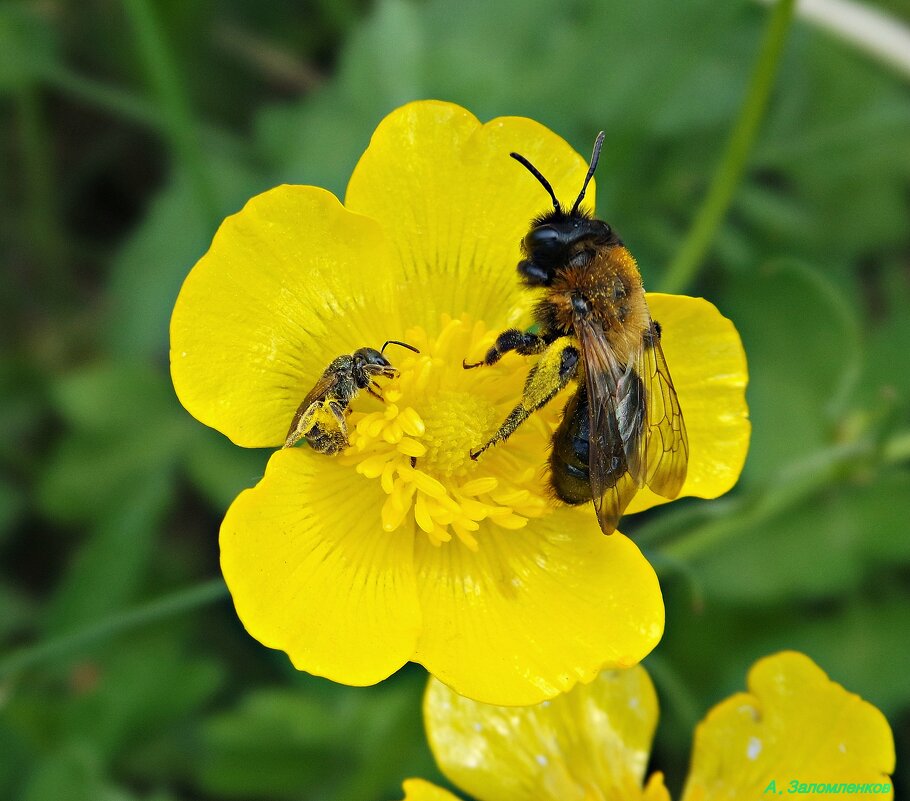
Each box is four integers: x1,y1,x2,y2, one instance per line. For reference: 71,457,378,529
519,212,615,283
352,347,390,371
511,131,618,286
351,340,419,387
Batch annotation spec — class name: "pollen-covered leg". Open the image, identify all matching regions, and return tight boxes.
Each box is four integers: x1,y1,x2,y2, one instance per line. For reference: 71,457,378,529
284,400,320,449
470,337,579,459
463,328,549,369
285,399,348,453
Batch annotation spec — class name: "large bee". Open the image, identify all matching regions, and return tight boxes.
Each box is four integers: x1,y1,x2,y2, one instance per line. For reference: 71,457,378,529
285,340,418,453
465,133,688,534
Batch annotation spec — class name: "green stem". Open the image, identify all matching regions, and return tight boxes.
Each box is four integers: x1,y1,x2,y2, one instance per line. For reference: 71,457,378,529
645,424,910,566
657,438,871,565
0,579,227,680
40,65,247,156
660,0,796,294
121,0,219,225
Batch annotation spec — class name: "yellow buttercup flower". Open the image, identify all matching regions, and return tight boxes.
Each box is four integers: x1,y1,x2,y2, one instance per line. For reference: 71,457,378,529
407,652,895,801
170,100,749,704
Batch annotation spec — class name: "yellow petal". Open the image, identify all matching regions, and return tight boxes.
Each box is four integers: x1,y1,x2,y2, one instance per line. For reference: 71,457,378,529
171,185,399,447
220,448,421,685
681,652,895,800
626,293,750,514
345,100,595,335
642,773,672,801
398,779,463,801
412,508,664,705
424,663,660,801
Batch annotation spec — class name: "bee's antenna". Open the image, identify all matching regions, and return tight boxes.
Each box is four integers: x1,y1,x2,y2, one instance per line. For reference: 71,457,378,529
510,152,561,212
570,131,605,215
381,339,420,355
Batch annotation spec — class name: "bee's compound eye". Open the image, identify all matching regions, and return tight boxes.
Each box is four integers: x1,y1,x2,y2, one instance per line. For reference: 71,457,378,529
526,225,561,250
356,347,389,366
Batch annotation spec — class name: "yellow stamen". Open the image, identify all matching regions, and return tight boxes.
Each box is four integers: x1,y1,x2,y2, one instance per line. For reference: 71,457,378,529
340,314,569,547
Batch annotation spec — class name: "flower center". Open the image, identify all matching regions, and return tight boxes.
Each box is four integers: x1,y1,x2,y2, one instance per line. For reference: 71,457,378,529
419,390,496,479
340,314,567,549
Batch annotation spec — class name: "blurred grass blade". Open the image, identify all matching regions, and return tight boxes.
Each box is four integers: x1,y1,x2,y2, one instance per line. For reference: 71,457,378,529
754,0,910,80
40,65,161,130
122,0,218,226
0,579,227,680
660,0,796,294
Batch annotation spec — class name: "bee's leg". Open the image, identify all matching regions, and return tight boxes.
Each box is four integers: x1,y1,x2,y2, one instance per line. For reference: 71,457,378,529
463,329,549,369
315,400,350,454
328,400,348,437
284,400,321,448
285,399,349,453
365,365,398,400
470,337,579,460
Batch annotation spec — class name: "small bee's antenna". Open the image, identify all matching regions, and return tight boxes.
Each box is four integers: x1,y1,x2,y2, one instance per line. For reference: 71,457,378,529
570,131,605,215
381,339,420,355
510,152,561,212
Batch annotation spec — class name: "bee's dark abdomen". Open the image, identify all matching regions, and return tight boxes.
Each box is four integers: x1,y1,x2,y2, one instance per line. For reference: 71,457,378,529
306,424,348,455
550,389,592,504
550,387,630,505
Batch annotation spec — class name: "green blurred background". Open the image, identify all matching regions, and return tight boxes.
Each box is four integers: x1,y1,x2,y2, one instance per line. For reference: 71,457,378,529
2,0,909,798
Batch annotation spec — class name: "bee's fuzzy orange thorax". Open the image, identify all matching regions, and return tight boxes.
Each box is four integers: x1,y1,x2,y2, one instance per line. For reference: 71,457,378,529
546,245,649,365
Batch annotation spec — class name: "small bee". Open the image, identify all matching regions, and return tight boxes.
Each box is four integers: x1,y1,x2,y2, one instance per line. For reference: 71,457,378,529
465,132,688,534
285,340,418,453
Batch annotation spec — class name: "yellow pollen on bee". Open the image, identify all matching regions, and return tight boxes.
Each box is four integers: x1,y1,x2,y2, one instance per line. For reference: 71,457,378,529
339,314,563,549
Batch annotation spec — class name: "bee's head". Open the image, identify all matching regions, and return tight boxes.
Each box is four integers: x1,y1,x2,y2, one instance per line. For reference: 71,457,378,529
519,214,614,283
352,340,419,388
511,132,616,286
352,347,390,369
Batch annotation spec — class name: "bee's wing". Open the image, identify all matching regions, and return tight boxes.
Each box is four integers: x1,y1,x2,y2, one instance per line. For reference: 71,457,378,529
301,371,342,413
285,371,342,446
576,319,644,535
630,320,689,498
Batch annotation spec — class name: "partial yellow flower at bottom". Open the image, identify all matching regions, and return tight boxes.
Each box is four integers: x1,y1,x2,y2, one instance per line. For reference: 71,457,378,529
170,100,749,705
407,652,894,801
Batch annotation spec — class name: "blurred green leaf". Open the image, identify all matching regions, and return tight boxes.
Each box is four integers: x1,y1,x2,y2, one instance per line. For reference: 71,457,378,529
759,591,910,716
105,156,268,361
183,430,269,511
59,635,224,763
0,5,57,91
195,673,436,801
695,466,910,603
0,478,24,546
20,745,133,801
196,689,356,799
864,306,910,405
717,259,861,483
0,580,38,642
0,718,33,799
0,358,47,470
754,32,910,272
37,365,187,525
659,583,910,731
51,363,176,434
43,471,173,635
